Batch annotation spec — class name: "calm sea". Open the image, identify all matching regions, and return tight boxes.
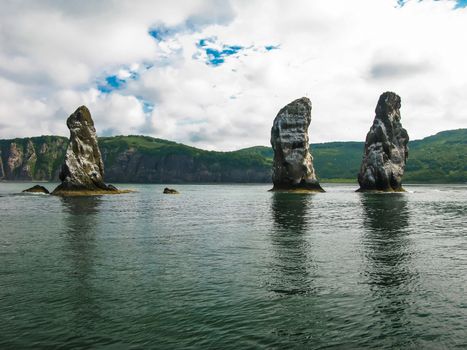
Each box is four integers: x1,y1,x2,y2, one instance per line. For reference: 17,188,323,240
0,183,466,349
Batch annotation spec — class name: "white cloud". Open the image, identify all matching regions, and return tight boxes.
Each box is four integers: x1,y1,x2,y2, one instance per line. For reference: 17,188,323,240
0,0,466,150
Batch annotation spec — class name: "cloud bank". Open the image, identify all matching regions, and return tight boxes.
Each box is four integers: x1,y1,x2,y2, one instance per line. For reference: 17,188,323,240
0,0,466,150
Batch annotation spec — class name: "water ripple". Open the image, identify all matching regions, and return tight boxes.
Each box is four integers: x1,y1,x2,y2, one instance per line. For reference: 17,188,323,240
0,183,466,349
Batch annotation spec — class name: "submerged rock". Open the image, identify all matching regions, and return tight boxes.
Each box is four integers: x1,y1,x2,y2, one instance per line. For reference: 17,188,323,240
52,106,119,195
163,187,179,194
22,185,50,194
357,92,409,192
270,97,324,192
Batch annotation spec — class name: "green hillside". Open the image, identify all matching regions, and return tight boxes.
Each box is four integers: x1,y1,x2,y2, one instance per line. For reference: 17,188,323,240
1,129,466,183
313,129,467,183
405,129,467,183
214,129,467,183
100,135,273,170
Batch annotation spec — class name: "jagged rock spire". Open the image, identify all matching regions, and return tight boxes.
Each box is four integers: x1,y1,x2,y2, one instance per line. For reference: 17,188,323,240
52,106,117,194
357,92,409,192
270,97,324,192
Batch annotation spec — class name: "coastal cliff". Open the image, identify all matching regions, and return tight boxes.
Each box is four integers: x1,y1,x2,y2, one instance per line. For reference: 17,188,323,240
100,136,271,183
1,129,466,183
0,135,271,183
0,136,67,181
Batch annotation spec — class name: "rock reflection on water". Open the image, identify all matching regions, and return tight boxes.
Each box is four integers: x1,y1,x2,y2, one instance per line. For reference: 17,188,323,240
360,193,419,345
60,196,102,328
360,193,414,287
268,193,316,296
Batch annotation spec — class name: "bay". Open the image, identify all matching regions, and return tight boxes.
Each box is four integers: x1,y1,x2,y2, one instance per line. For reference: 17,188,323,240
0,183,466,349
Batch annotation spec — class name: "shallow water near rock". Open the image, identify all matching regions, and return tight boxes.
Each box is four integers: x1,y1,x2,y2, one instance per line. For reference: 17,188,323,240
0,183,466,349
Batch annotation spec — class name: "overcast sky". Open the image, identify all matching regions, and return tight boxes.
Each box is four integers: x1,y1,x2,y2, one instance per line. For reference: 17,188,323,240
0,0,466,150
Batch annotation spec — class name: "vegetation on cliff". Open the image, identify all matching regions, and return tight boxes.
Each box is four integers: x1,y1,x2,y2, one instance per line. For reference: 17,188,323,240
1,129,466,183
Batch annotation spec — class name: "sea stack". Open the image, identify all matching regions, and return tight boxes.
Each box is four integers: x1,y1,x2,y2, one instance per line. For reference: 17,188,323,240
270,97,324,192
52,106,119,195
357,92,409,192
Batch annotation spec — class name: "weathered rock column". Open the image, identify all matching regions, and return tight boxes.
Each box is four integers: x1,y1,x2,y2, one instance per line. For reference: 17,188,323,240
270,97,324,192
52,106,118,195
357,92,409,192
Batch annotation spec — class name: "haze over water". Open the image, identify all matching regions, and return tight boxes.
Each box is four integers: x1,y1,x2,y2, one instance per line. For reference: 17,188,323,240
0,183,466,349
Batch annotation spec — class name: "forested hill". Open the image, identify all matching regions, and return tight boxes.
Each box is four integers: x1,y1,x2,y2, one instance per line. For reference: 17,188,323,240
1,129,466,183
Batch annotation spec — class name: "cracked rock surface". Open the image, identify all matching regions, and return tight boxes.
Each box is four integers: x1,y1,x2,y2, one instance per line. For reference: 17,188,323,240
358,92,409,192
52,106,117,194
270,97,323,192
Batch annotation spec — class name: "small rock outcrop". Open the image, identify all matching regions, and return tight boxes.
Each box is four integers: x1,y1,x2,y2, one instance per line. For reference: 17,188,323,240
270,97,324,192
163,187,179,194
22,185,50,194
52,106,119,195
357,92,409,192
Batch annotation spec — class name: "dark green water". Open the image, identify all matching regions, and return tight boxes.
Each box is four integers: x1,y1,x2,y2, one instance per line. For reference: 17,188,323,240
0,183,466,349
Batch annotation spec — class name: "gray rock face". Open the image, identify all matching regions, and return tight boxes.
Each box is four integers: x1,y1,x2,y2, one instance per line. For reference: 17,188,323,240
53,106,116,194
358,92,409,192
20,140,36,180
6,142,22,177
3,140,37,180
270,97,323,192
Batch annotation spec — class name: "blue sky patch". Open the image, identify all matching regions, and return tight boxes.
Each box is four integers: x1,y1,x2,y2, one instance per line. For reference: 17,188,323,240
97,68,140,94
98,75,125,93
196,37,244,66
205,46,243,66
106,75,125,88
397,0,467,8
198,38,211,47
265,45,280,51
194,37,279,66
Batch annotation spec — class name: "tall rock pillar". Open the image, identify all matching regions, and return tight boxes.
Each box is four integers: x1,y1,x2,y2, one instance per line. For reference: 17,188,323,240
270,97,324,192
358,92,409,192
52,106,118,195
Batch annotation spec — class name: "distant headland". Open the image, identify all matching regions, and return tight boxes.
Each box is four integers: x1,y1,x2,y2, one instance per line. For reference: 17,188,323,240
1,96,466,189
1,128,465,184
